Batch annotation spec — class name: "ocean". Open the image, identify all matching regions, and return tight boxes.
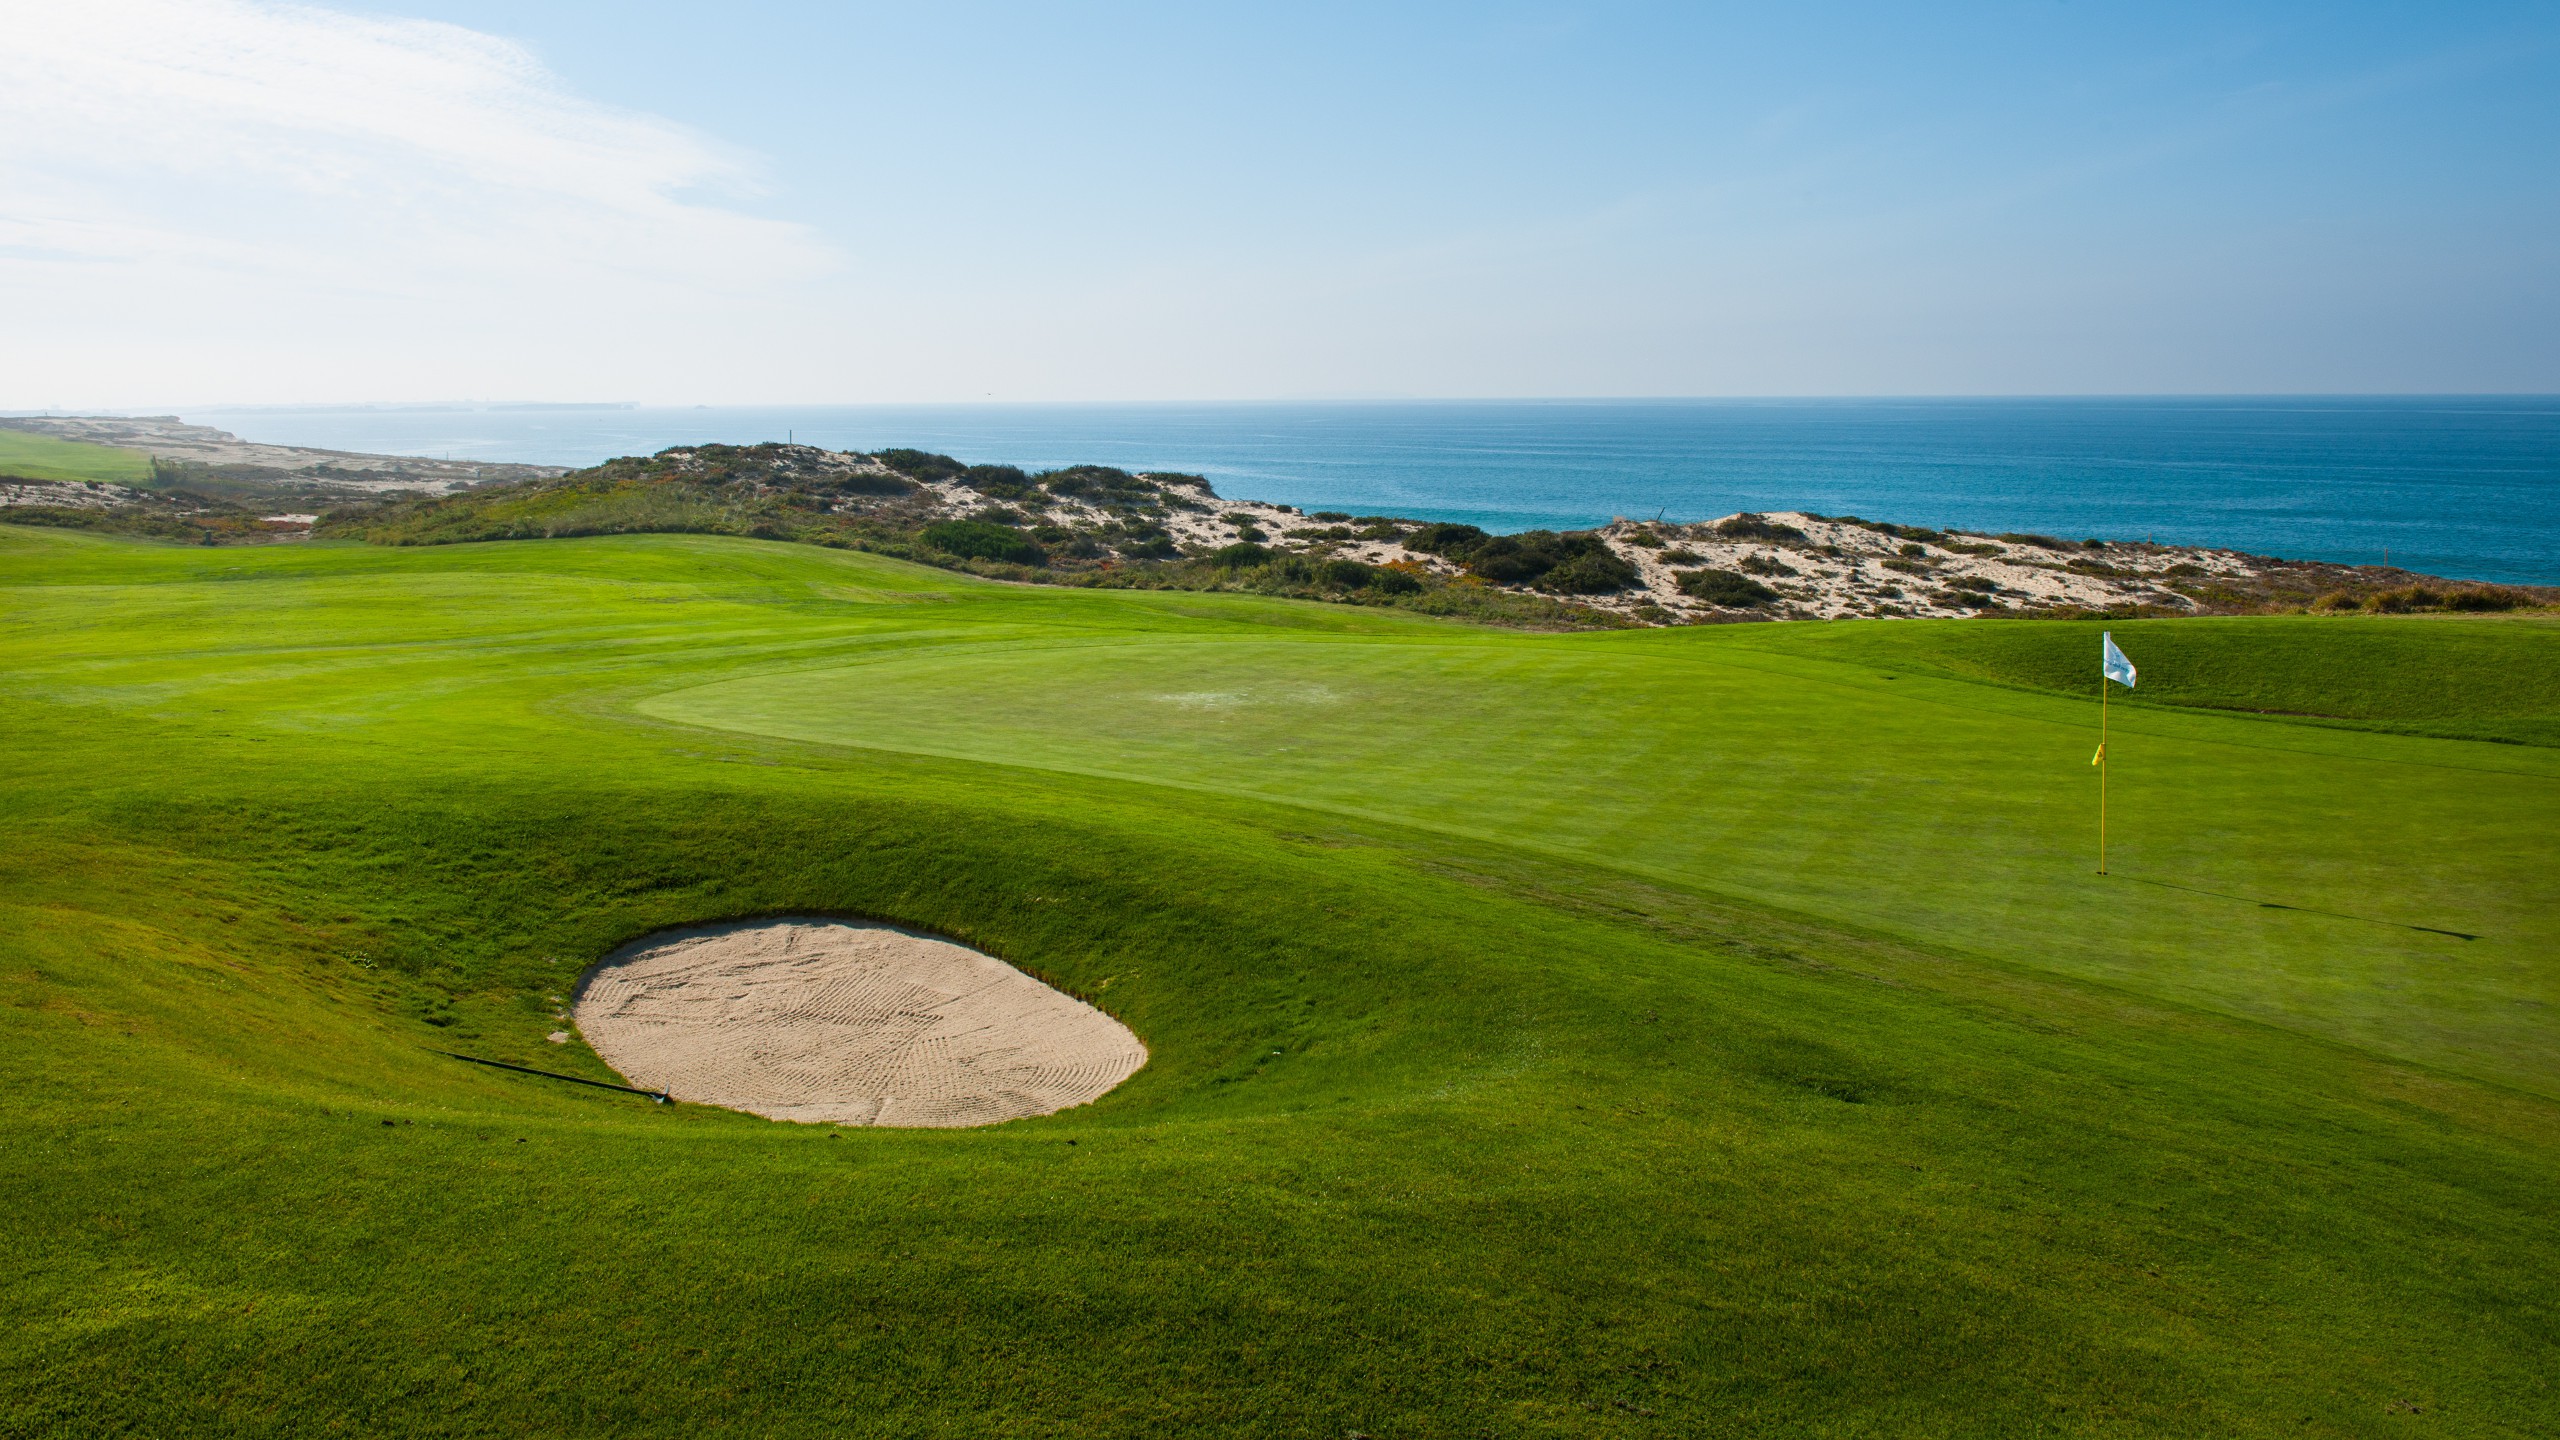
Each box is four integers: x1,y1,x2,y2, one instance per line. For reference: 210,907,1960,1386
186,397,2558,584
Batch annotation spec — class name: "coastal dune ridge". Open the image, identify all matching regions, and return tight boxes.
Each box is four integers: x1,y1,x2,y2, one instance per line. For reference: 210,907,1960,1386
157,396,2560,587
5,417,2543,624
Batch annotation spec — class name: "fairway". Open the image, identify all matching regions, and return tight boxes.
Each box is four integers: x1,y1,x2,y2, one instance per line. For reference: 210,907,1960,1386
0,427,155,485
6,523,2557,1437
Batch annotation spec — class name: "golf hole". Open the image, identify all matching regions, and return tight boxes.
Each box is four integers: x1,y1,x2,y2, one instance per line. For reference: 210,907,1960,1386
572,917,1145,1127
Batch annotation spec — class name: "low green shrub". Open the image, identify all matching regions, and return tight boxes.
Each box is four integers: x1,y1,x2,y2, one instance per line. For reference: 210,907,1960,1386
1466,541,1547,584
2344,584,2529,609
1405,524,1622,588
1845,519,1942,543
2364,585,2444,613
959,464,1036,500
1405,522,1491,554
1714,514,1808,543
1206,542,1273,568
1040,466,1157,504
1536,549,1641,594
829,471,921,498
1677,569,1779,607
1739,553,1798,577
2312,584,2533,615
920,519,1045,565
877,448,967,482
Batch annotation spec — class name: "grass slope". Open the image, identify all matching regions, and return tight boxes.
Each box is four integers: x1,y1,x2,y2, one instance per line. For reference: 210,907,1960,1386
0,428,155,484
4,525,2556,1438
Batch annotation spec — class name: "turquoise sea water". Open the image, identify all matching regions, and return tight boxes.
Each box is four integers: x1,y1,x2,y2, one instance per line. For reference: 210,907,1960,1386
189,398,2558,584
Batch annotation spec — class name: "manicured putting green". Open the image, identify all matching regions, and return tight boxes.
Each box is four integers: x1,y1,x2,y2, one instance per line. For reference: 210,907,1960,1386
645,623,2560,1093
1728,612,2560,747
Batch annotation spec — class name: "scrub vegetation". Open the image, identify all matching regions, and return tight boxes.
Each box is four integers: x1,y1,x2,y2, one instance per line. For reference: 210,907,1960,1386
1400,522,1643,593
4,526,2557,1437
1675,567,1780,607
323,443,1632,629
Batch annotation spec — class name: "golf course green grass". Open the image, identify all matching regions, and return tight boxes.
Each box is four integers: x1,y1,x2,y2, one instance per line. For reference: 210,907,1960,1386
6,523,2555,1437
0,429,155,485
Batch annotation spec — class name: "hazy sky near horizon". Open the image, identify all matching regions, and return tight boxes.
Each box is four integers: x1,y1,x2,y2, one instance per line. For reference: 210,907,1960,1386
4,0,2555,407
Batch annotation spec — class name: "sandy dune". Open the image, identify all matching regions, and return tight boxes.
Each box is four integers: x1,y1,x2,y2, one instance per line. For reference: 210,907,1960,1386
572,918,1145,1126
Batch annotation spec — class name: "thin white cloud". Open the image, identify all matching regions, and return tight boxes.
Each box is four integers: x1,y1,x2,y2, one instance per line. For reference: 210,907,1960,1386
0,0,833,402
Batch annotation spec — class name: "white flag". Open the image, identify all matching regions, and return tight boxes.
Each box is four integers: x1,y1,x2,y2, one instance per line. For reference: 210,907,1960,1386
2102,632,2136,689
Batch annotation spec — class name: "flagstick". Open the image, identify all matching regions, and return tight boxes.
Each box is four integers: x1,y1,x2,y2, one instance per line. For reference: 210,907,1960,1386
2098,670,2109,875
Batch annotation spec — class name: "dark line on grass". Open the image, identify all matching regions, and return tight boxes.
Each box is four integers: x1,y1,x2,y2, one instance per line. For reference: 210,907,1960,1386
430,1050,670,1102
2117,877,2480,940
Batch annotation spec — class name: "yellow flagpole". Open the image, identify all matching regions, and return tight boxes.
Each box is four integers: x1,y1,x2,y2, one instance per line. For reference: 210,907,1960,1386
2098,670,2109,875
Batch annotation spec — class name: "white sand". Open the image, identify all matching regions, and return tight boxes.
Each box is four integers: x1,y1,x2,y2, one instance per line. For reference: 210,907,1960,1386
572,918,1145,1127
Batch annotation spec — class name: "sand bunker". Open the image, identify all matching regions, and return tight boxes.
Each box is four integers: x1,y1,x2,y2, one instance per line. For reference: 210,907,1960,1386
572,918,1145,1127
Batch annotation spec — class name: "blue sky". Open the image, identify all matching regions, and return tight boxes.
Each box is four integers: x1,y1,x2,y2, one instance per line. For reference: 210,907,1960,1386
4,1,2554,404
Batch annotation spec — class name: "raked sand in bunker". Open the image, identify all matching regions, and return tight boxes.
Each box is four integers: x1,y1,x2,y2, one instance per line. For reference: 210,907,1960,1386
573,917,1146,1126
